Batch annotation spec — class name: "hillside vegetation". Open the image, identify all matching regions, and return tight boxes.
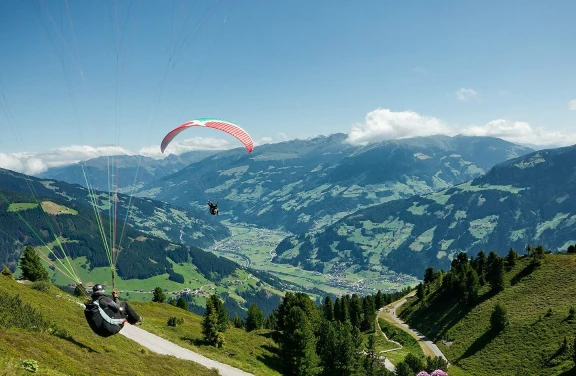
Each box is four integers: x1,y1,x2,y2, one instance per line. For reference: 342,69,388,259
274,144,576,277
138,135,531,234
398,251,576,376
0,276,220,376
0,167,229,249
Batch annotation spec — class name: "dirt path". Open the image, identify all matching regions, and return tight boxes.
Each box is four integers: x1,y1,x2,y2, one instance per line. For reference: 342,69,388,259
63,293,253,376
379,291,449,363
120,324,253,376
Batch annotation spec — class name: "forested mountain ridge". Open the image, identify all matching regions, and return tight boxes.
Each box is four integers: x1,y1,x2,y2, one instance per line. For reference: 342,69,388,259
137,134,533,234
0,167,229,248
272,144,576,277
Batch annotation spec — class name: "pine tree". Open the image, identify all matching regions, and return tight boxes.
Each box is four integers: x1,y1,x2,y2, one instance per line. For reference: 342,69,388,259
176,297,188,311
361,295,376,332
363,334,378,376
323,296,335,321
465,267,480,305
246,304,264,332
395,361,412,376
19,246,49,282
490,302,509,332
334,297,342,322
209,294,228,332
233,313,244,328
417,282,425,300
475,250,487,285
350,294,362,329
423,267,435,285
374,290,384,309
486,253,505,292
202,299,220,346
505,248,518,270
152,287,166,303
280,306,320,376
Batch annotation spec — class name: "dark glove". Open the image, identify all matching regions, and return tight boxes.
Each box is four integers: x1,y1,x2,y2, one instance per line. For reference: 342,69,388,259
112,291,119,302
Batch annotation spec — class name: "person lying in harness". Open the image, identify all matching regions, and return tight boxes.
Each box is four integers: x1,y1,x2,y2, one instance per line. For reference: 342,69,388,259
207,200,219,215
84,284,144,337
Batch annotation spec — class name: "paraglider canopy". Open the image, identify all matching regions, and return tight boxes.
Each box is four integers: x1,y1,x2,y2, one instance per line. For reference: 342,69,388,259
160,118,254,154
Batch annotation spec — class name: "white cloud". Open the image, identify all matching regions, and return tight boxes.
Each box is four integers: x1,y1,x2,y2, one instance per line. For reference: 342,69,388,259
569,99,576,111
346,108,456,146
0,145,132,175
414,67,427,74
346,108,576,148
456,88,478,102
461,119,576,146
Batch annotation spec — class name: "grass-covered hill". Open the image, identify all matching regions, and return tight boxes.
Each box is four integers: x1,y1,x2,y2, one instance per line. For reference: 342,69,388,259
273,144,576,277
398,251,576,376
0,189,312,318
0,275,278,376
137,134,532,234
0,167,230,248
38,151,217,193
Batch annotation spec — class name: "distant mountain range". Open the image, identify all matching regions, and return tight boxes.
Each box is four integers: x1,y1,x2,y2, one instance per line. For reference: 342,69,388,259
136,134,533,233
38,151,217,193
273,144,576,276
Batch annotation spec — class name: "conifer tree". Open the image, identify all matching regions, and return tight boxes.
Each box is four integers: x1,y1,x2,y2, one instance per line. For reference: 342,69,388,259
323,296,335,321
349,294,363,329
152,287,166,303
505,248,518,270
490,302,509,332
334,297,342,322
19,246,49,282
202,299,220,346
374,290,384,309
246,304,264,332
417,282,425,300
233,313,244,328
209,294,228,332
176,297,188,311
361,295,376,332
423,267,435,285
280,306,320,376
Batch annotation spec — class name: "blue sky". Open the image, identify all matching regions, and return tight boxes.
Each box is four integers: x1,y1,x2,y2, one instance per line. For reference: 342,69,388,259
1,0,575,173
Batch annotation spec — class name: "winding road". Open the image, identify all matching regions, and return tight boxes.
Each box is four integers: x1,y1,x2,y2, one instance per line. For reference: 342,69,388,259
380,291,449,364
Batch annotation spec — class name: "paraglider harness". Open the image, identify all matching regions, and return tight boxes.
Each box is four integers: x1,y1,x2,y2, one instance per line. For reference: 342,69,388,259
207,201,219,216
84,295,127,338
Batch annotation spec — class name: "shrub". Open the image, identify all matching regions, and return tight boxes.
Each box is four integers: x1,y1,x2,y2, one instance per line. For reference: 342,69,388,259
31,281,51,293
490,303,509,332
21,359,39,373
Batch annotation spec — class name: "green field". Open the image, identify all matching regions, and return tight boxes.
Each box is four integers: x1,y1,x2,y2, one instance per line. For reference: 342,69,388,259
7,202,39,212
210,221,418,297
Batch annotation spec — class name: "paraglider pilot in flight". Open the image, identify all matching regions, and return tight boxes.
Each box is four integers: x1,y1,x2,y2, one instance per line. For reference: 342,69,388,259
84,284,144,337
207,200,219,215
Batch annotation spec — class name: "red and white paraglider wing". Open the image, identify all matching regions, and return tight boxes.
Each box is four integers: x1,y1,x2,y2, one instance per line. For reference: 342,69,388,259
160,118,254,154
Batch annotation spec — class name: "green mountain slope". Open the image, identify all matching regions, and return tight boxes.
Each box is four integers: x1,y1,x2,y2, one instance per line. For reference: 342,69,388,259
0,276,281,376
38,151,217,193
274,144,576,276
397,253,576,376
137,134,532,234
0,188,309,317
0,167,229,248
